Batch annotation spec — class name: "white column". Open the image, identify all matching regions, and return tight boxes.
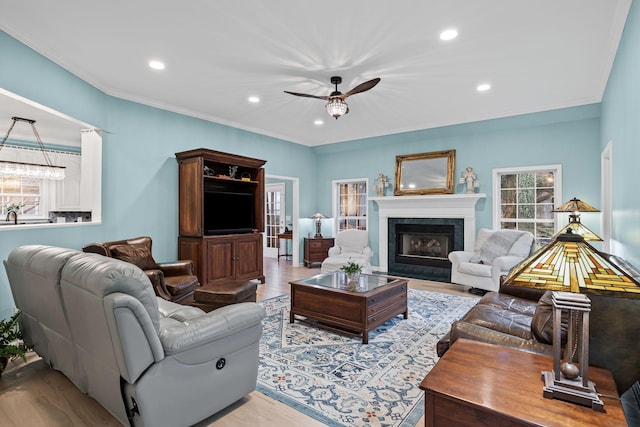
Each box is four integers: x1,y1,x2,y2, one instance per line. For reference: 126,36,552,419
80,129,102,221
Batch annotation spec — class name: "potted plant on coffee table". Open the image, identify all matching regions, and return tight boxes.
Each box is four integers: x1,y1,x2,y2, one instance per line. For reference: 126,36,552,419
340,260,363,287
1,311,29,374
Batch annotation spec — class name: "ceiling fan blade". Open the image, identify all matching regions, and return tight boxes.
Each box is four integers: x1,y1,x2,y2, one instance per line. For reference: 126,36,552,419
343,78,381,98
284,91,329,101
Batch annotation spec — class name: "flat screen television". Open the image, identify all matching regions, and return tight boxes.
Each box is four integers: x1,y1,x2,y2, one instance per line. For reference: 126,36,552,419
204,191,255,235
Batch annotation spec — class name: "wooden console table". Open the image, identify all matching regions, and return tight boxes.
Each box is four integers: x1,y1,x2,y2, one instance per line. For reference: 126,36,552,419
277,232,293,262
419,339,626,426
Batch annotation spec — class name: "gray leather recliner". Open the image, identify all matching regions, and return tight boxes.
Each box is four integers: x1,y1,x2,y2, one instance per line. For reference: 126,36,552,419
4,245,266,427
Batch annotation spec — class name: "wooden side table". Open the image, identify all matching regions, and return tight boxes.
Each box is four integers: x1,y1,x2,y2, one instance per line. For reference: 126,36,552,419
419,339,626,426
303,237,334,267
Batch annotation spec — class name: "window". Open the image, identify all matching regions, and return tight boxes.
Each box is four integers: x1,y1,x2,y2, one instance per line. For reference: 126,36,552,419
493,165,562,247
1,176,42,218
333,179,368,231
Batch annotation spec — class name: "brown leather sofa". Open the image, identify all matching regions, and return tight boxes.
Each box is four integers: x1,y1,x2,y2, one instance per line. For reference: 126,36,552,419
437,284,640,396
83,236,199,305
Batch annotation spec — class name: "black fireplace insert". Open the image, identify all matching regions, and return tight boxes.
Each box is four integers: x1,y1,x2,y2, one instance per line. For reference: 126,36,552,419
388,218,464,282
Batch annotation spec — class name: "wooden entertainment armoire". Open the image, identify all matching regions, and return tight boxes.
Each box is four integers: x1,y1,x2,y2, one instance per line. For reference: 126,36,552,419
176,148,266,285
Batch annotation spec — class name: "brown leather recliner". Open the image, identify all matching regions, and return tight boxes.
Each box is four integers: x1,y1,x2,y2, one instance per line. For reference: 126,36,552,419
82,236,199,305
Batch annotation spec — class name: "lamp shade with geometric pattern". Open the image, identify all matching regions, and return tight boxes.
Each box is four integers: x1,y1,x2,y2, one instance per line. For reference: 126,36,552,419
503,229,640,297
551,197,601,241
552,197,601,215
555,221,603,242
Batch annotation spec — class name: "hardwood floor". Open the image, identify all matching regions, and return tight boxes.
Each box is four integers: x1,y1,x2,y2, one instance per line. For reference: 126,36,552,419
0,258,473,427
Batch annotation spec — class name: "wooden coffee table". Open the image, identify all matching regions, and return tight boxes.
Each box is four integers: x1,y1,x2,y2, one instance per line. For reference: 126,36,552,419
289,272,408,344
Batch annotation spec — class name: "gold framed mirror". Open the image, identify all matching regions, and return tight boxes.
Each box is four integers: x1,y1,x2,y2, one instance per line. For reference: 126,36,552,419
394,149,456,195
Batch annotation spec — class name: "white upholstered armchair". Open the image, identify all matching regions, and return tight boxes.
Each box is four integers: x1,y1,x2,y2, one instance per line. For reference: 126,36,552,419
321,229,373,274
449,228,535,293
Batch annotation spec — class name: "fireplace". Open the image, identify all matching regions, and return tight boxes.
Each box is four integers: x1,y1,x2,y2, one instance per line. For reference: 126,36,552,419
371,194,485,282
396,224,453,265
389,218,464,282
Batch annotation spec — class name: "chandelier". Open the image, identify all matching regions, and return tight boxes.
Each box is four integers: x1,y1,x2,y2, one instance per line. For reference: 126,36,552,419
0,116,66,180
326,98,349,119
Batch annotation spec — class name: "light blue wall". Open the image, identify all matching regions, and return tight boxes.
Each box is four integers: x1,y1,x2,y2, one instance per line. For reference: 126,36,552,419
601,0,640,268
3,11,639,319
0,31,316,318
313,107,602,266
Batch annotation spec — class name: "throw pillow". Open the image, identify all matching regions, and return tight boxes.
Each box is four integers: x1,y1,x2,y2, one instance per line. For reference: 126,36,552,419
470,229,524,264
531,291,568,345
509,232,534,258
110,244,158,270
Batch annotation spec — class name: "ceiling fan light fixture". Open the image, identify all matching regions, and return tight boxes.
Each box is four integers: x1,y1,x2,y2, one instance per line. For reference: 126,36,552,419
326,98,348,119
285,75,378,119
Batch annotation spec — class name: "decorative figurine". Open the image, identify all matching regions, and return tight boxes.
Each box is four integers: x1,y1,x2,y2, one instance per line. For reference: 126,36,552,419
229,165,238,179
459,167,479,194
373,173,390,196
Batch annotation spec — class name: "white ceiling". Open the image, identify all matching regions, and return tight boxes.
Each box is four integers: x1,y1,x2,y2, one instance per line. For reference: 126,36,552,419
0,0,631,147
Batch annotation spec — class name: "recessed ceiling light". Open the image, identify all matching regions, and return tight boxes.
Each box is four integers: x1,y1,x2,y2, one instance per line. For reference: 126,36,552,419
440,29,458,41
477,83,491,92
314,119,324,126
248,96,260,103
149,60,165,70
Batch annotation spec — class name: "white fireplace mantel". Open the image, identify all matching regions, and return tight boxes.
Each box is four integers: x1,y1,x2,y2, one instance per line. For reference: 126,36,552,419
370,193,486,272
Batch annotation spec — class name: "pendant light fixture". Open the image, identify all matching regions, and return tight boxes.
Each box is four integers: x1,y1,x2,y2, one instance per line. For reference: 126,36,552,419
0,116,66,180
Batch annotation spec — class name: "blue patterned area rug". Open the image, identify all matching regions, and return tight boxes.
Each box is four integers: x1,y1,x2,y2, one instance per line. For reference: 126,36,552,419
256,289,478,427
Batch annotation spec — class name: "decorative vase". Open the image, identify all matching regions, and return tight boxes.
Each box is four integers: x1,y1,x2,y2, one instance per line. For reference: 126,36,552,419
346,271,361,285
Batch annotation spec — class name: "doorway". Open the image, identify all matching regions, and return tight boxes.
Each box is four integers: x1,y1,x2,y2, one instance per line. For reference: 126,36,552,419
264,175,300,265
265,182,285,258
601,141,612,252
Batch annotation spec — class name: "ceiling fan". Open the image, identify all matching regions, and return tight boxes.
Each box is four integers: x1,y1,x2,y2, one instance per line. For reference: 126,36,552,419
284,76,381,119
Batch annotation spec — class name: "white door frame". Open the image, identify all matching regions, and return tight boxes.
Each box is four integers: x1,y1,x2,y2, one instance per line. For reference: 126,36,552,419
266,174,301,266
264,182,286,258
601,141,613,252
